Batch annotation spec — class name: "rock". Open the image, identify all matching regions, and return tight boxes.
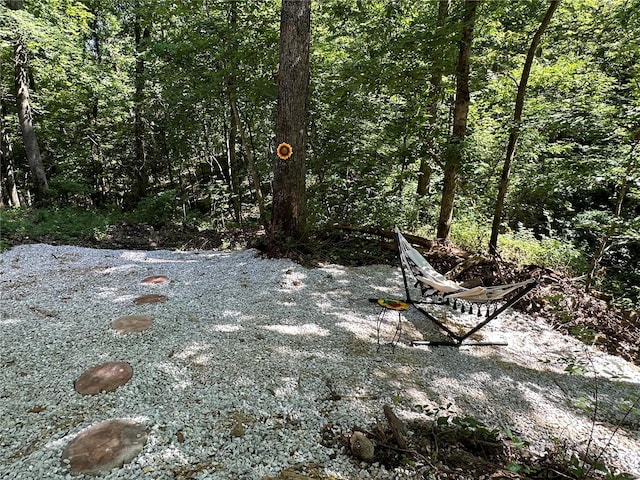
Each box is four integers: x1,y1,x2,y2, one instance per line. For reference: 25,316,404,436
74,362,133,395
61,419,147,475
230,421,245,438
350,431,374,463
111,315,153,333
133,294,167,305
141,275,169,284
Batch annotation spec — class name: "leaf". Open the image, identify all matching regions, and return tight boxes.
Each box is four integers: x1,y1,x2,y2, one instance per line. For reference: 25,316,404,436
505,461,522,473
436,416,450,426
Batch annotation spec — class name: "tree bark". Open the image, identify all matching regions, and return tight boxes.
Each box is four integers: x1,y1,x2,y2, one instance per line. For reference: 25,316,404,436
383,405,408,450
88,6,105,207
417,0,449,197
227,91,241,222
436,0,477,240
14,35,48,206
489,0,560,255
1,97,21,207
130,4,150,207
226,1,241,222
271,0,311,242
230,98,269,233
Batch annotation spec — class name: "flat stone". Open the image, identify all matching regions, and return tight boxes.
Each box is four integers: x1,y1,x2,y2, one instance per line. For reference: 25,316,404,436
141,275,169,284
74,362,133,395
111,315,153,333
133,294,167,305
61,419,147,476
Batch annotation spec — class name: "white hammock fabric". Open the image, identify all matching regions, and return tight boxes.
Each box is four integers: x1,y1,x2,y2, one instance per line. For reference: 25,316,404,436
395,226,536,303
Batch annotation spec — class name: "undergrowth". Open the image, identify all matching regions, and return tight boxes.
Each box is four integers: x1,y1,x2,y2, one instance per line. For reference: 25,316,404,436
0,206,123,249
421,213,587,273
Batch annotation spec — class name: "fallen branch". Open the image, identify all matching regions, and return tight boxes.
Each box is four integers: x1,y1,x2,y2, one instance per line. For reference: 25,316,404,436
445,254,488,280
383,404,408,450
330,224,434,249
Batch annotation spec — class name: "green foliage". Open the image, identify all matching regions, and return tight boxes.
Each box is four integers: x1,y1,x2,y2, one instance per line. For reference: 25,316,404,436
129,190,184,226
431,210,587,272
416,403,503,457
0,207,121,249
1,0,638,304
498,228,586,272
48,177,91,203
414,386,637,480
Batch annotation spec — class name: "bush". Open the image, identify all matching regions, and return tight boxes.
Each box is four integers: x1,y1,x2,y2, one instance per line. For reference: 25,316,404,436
0,206,121,249
498,228,586,272
419,211,587,272
130,190,184,226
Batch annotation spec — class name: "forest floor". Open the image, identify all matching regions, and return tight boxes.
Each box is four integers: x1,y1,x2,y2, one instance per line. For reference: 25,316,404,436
3,221,639,479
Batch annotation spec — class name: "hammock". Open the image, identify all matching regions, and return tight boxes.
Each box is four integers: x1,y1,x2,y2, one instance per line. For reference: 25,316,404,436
394,226,538,346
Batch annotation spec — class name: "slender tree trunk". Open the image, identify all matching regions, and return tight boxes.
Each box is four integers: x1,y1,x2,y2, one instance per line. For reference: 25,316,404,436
130,6,150,207
230,99,268,233
87,7,106,207
1,98,21,207
226,2,241,222
7,1,24,10
417,0,449,197
489,0,560,254
14,36,48,206
271,0,311,242
585,140,638,292
227,93,241,221
436,0,477,240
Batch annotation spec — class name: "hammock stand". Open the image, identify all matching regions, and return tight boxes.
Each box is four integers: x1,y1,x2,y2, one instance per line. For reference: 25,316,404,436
394,227,538,347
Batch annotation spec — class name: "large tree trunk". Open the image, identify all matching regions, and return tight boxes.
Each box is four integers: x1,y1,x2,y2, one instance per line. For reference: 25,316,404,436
436,0,477,240
227,89,241,222
417,0,449,197
271,0,311,242
14,36,48,206
489,0,560,255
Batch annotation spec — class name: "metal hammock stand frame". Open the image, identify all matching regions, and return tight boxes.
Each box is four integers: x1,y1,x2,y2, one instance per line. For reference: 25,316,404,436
394,227,539,347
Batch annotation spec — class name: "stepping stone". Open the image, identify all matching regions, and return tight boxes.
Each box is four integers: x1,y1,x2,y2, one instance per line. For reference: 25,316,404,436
74,362,133,395
141,275,169,284
61,419,147,475
111,315,153,333
133,294,167,305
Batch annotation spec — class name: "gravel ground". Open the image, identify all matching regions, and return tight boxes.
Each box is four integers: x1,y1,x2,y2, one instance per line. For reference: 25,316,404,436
1,244,639,479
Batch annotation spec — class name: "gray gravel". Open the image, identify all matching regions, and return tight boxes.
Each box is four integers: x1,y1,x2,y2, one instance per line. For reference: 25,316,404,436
1,243,639,479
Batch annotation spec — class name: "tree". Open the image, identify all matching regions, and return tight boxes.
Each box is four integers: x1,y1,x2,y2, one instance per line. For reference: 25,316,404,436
5,0,47,207
488,0,560,255
0,96,20,207
271,0,312,242
436,0,477,240
14,34,48,205
584,138,639,292
129,0,151,207
417,0,449,197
